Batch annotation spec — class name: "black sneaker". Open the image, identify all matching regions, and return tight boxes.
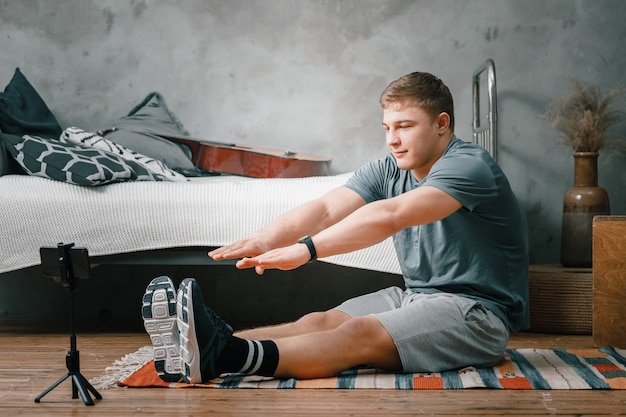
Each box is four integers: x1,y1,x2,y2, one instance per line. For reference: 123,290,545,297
141,276,182,382
177,278,233,383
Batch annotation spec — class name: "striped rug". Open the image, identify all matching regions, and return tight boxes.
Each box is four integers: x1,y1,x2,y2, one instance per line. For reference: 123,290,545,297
90,346,626,390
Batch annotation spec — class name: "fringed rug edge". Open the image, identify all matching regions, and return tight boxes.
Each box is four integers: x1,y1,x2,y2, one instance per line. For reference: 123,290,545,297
89,345,153,389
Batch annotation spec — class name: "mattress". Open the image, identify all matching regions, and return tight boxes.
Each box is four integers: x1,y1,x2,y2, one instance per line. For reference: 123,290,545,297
0,174,401,275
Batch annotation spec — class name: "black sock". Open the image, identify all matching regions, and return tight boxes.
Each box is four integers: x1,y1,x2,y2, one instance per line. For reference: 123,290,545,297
218,336,279,377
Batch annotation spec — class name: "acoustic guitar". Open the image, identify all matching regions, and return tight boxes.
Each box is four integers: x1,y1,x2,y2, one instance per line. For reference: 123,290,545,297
158,134,332,178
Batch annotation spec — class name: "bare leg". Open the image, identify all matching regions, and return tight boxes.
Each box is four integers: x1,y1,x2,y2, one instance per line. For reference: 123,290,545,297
234,310,401,379
235,310,351,340
273,315,401,379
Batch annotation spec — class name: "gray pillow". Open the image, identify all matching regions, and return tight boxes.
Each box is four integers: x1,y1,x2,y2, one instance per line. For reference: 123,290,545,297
98,92,198,174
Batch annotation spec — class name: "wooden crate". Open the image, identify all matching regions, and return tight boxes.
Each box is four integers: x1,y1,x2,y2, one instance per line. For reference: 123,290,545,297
592,216,626,348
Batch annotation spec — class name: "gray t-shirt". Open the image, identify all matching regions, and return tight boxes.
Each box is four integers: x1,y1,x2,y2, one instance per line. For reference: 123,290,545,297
344,137,529,332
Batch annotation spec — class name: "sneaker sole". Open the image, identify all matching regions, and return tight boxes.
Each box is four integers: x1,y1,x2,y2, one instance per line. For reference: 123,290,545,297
177,278,202,383
142,276,182,382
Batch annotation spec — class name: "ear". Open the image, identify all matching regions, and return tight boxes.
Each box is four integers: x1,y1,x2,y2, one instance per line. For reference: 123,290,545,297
436,112,450,133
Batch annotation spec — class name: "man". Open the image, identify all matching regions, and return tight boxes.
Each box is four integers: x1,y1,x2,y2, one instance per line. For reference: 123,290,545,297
141,71,529,384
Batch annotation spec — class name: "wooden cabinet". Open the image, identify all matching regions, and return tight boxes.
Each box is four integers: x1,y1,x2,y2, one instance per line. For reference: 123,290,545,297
593,216,626,348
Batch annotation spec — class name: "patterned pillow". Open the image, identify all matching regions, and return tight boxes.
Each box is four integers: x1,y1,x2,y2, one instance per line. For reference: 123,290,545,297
60,127,187,182
2,134,169,186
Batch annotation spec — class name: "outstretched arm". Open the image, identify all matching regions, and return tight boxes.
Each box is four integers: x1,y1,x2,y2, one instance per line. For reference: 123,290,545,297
236,185,463,274
208,186,367,262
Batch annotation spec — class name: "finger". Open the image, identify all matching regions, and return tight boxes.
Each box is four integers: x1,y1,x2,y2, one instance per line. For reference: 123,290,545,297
210,243,249,260
210,249,234,261
208,246,230,259
236,257,257,269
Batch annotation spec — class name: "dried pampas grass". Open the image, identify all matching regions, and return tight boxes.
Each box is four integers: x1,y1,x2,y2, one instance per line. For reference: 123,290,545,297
542,78,626,153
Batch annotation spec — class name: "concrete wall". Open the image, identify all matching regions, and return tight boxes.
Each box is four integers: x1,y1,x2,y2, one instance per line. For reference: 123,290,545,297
1,0,625,321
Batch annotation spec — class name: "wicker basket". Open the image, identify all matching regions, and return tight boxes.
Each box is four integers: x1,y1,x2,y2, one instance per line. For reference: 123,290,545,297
528,264,592,334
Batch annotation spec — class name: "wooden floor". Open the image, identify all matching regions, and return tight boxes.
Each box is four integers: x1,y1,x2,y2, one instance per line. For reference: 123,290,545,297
1,321,625,416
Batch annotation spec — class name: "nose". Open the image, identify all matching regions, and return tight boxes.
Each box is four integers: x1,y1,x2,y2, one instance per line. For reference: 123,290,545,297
386,128,400,147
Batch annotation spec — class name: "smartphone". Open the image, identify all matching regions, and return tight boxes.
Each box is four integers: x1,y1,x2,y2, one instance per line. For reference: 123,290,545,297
40,244,90,287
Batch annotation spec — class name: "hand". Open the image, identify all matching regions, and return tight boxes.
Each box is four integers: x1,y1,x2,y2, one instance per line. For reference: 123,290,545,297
208,237,267,261
235,243,311,275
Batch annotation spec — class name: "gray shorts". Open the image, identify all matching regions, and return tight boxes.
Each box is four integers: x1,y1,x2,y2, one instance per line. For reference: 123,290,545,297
333,286,510,373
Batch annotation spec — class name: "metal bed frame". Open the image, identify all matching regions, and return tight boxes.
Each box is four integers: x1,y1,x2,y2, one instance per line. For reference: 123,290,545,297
472,59,498,161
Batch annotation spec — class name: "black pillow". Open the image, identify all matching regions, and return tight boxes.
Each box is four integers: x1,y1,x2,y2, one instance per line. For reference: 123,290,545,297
98,92,198,173
0,133,25,175
2,133,168,186
0,68,62,139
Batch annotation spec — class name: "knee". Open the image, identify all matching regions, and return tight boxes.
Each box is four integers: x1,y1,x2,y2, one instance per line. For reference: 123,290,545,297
296,310,350,331
337,315,388,344
336,316,400,369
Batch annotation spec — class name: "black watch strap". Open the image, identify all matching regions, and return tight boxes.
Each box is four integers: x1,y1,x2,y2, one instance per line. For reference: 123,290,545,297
298,235,317,262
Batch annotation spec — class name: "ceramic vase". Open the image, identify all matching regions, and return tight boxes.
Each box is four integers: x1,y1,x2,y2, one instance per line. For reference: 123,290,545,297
560,152,610,267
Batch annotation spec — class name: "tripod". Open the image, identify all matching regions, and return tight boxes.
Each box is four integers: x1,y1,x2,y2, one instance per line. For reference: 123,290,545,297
34,243,102,406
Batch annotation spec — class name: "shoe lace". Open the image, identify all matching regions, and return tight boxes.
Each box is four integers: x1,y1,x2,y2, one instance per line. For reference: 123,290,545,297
207,309,233,335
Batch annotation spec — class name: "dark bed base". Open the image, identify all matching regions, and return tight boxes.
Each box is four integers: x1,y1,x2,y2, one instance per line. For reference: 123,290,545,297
89,246,237,267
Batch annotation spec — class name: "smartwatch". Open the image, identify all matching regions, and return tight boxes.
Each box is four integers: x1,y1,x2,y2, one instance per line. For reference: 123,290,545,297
297,235,317,262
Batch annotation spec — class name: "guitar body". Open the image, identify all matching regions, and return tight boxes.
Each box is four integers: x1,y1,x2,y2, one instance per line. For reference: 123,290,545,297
160,135,331,178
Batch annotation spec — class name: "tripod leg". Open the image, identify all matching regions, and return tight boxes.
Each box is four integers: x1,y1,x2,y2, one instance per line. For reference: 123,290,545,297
75,372,102,399
82,375,103,400
34,373,71,403
71,372,78,399
71,374,95,406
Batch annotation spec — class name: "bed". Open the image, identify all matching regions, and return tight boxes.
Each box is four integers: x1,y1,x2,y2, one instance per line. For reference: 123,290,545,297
0,170,400,275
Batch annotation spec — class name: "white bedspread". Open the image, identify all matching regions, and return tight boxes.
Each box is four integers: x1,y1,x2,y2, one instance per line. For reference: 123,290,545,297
0,174,401,275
